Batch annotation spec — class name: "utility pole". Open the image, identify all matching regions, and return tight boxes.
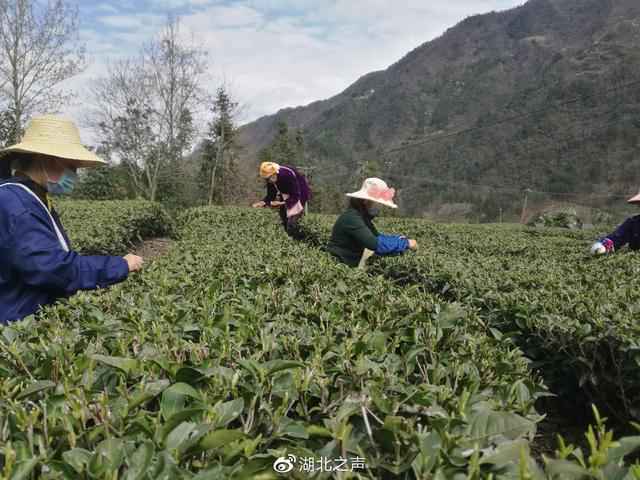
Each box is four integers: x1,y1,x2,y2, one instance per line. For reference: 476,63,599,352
208,123,225,206
301,165,314,214
520,188,531,224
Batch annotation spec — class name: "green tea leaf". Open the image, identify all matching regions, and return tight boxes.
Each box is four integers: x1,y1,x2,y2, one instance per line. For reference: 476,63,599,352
175,366,216,384
276,418,309,439
480,439,529,466
166,422,198,452
608,435,640,462
161,382,202,420
545,459,590,478
467,408,536,444
213,398,245,428
128,379,171,409
8,458,39,480
62,449,92,474
92,354,138,375
158,408,206,442
124,442,154,480
16,380,56,400
200,429,245,450
89,439,126,476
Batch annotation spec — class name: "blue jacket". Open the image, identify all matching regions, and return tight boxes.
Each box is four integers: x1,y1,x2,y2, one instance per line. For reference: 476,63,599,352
0,178,129,325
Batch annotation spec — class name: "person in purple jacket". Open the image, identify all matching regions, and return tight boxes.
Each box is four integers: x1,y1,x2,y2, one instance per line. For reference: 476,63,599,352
252,162,311,239
0,115,143,325
591,191,640,255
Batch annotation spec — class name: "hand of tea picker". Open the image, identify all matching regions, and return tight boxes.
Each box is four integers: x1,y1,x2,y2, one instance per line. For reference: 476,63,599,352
408,239,418,251
270,201,285,207
252,201,266,208
124,254,144,272
590,238,614,255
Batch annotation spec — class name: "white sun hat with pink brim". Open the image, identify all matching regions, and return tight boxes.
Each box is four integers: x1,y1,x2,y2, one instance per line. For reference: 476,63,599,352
346,177,398,209
628,191,640,204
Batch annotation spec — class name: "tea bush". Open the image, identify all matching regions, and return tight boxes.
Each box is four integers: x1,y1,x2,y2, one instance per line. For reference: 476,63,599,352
2,206,640,479
56,200,172,255
362,217,640,425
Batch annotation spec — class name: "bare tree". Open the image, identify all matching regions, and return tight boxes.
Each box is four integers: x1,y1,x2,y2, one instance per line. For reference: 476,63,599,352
0,0,85,144
91,60,159,200
91,16,207,201
145,16,204,166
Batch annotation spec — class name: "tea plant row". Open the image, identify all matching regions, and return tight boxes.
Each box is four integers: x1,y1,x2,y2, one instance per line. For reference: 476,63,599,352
344,217,640,426
1,205,639,479
57,200,172,255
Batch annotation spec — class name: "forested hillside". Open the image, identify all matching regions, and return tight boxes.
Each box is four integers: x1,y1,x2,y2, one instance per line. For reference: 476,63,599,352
238,0,640,221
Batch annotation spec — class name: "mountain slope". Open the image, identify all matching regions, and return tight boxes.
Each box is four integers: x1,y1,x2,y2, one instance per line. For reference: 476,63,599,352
237,0,640,219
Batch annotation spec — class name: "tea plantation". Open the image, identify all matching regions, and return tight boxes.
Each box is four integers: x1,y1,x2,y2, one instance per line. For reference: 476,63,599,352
57,200,172,255
2,203,640,479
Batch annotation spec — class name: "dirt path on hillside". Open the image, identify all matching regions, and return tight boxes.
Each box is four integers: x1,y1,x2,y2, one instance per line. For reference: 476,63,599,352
133,238,173,261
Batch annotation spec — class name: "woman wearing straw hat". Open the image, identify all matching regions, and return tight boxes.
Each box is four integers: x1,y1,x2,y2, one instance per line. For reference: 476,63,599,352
328,178,418,267
0,115,144,325
252,162,311,239
590,192,640,255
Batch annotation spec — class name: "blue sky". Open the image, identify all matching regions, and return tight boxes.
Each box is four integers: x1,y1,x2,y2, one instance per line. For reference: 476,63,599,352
69,0,525,139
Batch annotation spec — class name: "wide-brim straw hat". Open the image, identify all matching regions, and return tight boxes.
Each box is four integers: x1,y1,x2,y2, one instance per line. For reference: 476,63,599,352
347,177,398,209
628,192,640,204
0,115,105,168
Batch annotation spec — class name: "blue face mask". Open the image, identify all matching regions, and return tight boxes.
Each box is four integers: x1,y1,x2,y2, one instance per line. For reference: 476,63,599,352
47,168,78,195
368,206,381,218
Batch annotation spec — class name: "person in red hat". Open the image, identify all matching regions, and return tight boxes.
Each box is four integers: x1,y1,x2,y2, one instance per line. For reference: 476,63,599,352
591,192,640,255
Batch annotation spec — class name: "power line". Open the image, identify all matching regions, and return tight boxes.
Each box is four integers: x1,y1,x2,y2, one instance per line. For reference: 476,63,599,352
383,77,640,155
386,109,639,193
303,83,639,186
390,174,632,198
131,78,640,204
306,109,639,192
389,115,639,199
192,78,640,190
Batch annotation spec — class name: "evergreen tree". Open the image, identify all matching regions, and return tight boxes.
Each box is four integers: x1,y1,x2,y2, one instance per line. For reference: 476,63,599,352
258,121,303,166
294,128,305,167
201,86,239,205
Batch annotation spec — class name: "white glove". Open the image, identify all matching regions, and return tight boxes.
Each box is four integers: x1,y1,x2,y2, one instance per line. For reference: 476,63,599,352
590,242,606,255
358,248,375,269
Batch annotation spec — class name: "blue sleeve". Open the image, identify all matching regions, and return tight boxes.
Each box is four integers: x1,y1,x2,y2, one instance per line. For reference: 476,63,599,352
9,211,129,293
375,235,410,256
604,217,638,250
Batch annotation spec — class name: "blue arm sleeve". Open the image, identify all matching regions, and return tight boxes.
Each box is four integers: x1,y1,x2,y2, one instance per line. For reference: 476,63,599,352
375,235,410,256
10,211,129,294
